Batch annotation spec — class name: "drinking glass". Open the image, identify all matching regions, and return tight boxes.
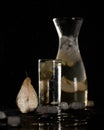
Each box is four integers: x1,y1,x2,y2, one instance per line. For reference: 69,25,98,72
38,59,62,114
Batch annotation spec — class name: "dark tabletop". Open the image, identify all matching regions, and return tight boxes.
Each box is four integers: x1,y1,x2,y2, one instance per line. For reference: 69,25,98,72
0,106,104,130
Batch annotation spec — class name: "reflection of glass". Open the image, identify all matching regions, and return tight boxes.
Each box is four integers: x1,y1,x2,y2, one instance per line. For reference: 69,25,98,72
38,122,61,130
53,17,88,108
38,59,61,114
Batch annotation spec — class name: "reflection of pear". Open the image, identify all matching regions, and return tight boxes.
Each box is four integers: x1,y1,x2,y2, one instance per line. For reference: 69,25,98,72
16,77,38,113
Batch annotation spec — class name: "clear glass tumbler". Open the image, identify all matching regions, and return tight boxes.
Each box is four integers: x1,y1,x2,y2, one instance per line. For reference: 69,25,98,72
38,59,62,114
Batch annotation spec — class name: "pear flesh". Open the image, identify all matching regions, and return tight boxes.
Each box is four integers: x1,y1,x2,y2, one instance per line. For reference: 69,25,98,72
16,77,38,113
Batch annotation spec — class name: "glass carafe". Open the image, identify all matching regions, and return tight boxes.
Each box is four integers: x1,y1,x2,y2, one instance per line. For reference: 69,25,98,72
53,17,88,109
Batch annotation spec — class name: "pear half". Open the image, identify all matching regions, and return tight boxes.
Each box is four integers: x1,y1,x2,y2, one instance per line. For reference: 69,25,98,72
16,77,38,113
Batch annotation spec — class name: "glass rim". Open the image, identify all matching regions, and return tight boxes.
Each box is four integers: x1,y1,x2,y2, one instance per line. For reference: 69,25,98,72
53,17,84,22
38,59,62,62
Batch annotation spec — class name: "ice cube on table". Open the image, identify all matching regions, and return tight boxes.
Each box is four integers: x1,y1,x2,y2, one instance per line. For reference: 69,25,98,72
61,102,69,110
69,102,85,110
0,111,7,126
36,106,58,114
7,116,21,127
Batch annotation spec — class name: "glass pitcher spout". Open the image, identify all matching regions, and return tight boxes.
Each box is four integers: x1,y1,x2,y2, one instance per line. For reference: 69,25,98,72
53,17,83,38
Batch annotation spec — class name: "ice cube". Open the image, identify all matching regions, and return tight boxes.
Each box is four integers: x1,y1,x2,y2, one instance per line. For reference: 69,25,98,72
69,102,85,110
36,106,58,114
61,102,69,110
8,116,21,127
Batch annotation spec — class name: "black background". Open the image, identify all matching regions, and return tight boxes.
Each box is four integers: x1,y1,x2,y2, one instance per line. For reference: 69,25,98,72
0,1,103,110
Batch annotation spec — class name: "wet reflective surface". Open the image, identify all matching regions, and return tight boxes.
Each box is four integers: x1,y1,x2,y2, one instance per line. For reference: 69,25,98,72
1,106,102,130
